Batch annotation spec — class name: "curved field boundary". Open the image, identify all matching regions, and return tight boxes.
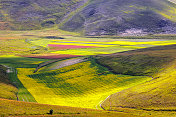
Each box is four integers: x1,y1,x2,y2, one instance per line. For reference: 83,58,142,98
17,59,151,109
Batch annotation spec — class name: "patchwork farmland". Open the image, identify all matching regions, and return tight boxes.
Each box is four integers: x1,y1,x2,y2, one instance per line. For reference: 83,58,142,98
1,0,176,116
0,29,176,116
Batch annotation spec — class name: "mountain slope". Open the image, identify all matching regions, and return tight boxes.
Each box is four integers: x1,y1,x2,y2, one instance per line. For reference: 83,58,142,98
0,0,86,30
60,0,176,35
0,0,176,35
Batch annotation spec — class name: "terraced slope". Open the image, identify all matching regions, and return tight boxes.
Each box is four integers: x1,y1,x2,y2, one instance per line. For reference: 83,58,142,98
95,44,176,111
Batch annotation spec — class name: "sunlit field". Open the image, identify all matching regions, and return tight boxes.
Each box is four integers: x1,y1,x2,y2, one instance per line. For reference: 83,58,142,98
0,29,176,116
0,56,49,102
17,59,151,109
30,37,176,56
1,29,176,58
0,29,175,103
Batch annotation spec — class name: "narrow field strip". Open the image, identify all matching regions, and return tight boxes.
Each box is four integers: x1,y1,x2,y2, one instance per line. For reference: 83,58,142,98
50,45,144,55
0,56,49,102
49,42,116,47
51,49,110,55
106,40,176,45
48,44,98,50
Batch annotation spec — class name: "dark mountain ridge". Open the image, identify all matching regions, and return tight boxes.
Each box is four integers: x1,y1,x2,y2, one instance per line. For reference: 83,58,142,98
0,0,86,30
0,0,176,35
61,0,176,35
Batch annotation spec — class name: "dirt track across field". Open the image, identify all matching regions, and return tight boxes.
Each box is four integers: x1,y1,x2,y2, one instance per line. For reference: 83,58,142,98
44,57,88,71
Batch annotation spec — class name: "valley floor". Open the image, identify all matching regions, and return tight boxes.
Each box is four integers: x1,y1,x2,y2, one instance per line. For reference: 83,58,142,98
0,29,176,116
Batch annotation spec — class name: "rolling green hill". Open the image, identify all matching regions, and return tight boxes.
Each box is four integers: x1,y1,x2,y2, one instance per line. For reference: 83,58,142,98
96,44,176,111
95,44,176,76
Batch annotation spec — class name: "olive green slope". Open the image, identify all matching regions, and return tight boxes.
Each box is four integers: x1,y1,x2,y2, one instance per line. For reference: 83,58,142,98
96,44,176,110
0,98,141,117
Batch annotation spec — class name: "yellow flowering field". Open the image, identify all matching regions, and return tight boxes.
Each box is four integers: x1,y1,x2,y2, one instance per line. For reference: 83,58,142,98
17,60,151,109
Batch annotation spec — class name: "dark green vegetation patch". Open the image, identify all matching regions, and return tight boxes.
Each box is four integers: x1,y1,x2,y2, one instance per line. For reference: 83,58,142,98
100,44,176,111
95,44,176,76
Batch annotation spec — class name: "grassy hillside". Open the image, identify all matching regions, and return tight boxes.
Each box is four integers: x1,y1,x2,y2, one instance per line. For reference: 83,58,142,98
0,98,141,117
98,44,176,111
101,60,176,110
95,44,176,76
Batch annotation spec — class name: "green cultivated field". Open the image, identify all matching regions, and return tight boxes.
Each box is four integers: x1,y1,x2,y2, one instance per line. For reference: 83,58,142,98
0,56,50,102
